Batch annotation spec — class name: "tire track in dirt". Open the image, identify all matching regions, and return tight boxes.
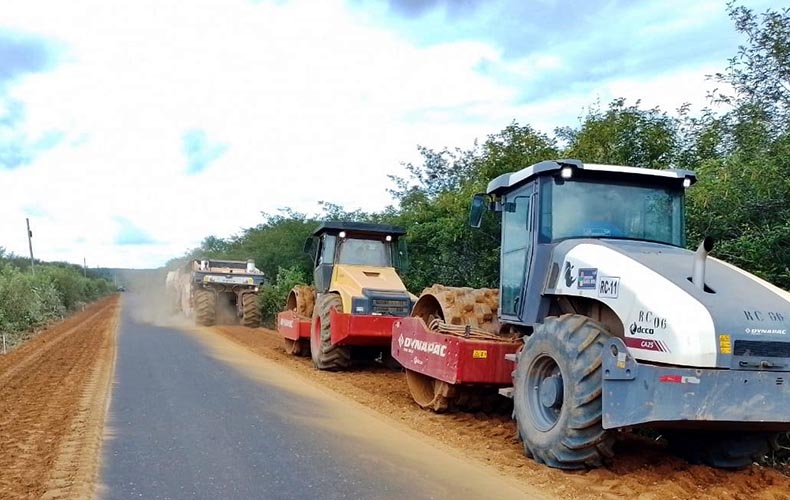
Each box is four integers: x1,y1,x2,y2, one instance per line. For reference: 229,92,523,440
0,296,119,500
208,324,790,500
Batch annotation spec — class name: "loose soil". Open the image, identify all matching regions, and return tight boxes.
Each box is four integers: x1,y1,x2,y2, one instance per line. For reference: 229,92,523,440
209,324,790,500
0,296,119,500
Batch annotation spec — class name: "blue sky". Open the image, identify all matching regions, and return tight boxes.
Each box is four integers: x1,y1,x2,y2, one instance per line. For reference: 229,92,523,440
0,0,772,268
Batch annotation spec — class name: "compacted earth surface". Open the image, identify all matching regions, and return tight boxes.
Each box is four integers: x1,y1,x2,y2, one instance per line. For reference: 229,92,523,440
0,296,119,500
2,293,790,500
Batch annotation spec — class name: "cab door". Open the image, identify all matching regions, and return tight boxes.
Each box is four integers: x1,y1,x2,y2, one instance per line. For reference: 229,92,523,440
500,186,533,318
312,234,336,293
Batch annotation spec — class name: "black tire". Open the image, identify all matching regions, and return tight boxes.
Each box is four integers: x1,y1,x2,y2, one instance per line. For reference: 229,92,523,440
310,294,351,371
241,293,261,328
513,314,614,469
665,431,777,469
195,289,216,326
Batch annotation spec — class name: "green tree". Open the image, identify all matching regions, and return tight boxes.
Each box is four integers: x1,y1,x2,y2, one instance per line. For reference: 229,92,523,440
557,99,677,169
390,124,557,291
711,3,790,133
684,3,790,287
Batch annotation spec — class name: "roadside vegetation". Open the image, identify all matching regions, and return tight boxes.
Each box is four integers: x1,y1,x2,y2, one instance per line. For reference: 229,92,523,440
180,4,789,312
172,3,790,466
0,249,114,348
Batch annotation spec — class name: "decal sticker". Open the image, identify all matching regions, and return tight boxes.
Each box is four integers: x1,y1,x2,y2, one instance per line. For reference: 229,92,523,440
616,352,627,369
629,323,654,335
598,276,620,298
398,334,448,357
629,310,667,335
719,334,732,354
624,337,670,352
577,268,597,289
659,375,700,384
563,261,575,287
743,310,785,322
745,328,787,335
472,350,488,359
279,317,295,328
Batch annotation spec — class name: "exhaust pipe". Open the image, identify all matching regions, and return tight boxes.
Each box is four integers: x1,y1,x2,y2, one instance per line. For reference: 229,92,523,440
692,236,714,290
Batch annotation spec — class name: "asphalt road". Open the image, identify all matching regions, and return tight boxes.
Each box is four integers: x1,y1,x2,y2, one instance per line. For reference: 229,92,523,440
99,297,526,500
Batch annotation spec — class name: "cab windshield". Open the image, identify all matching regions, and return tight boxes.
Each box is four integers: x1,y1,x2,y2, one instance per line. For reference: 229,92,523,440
336,238,392,266
540,178,685,246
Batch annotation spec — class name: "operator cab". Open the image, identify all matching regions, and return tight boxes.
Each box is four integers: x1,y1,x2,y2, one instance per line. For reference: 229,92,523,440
304,221,408,294
471,159,696,325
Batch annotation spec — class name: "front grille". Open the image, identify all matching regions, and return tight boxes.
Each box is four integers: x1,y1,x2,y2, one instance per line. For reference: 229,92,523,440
371,298,410,316
734,340,790,358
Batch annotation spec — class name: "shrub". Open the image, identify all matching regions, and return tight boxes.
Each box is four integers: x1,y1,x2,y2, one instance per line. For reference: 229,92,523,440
257,266,308,327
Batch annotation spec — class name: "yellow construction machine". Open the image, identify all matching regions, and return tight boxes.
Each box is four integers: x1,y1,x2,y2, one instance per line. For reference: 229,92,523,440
278,221,413,370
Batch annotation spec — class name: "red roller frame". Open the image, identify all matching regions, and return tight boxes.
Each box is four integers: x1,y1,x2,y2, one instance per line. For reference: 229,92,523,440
329,308,397,347
278,309,399,347
277,310,310,342
391,317,520,385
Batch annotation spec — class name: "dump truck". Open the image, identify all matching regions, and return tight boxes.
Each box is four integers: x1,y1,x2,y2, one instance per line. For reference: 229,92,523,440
278,222,413,370
392,159,790,470
166,258,265,327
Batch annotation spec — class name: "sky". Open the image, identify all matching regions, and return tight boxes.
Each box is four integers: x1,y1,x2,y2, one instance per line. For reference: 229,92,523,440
0,0,773,269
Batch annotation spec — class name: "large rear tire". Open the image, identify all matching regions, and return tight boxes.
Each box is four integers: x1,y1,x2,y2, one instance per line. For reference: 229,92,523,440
513,314,614,469
195,289,217,326
241,293,261,328
665,431,777,469
310,294,351,371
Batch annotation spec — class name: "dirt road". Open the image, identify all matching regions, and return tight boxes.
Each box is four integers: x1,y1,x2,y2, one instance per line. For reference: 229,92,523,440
2,294,790,499
100,295,542,499
209,324,790,500
0,296,118,500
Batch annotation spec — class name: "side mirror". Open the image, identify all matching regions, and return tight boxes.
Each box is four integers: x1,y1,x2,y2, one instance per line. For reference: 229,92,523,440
469,193,488,228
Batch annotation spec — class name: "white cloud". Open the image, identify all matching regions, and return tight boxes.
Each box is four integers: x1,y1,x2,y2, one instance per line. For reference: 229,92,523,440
0,0,738,268
0,0,516,267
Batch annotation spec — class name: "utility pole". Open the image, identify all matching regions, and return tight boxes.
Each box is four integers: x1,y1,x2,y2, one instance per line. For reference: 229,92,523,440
83,257,87,277
26,218,35,276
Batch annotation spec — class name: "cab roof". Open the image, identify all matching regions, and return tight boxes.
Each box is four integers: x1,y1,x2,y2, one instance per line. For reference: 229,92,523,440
486,159,697,196
312,221,406,238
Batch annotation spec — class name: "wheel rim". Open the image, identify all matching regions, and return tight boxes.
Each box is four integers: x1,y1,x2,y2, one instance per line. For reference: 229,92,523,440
526,354,564,431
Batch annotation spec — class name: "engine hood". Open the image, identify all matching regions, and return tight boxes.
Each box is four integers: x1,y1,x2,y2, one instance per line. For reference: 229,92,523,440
602,240,790,340
330,265,410,314
546,239,790,368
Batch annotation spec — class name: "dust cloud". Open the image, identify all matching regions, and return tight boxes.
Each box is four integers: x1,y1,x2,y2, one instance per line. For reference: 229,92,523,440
119,269,191,328
119,268,244,328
